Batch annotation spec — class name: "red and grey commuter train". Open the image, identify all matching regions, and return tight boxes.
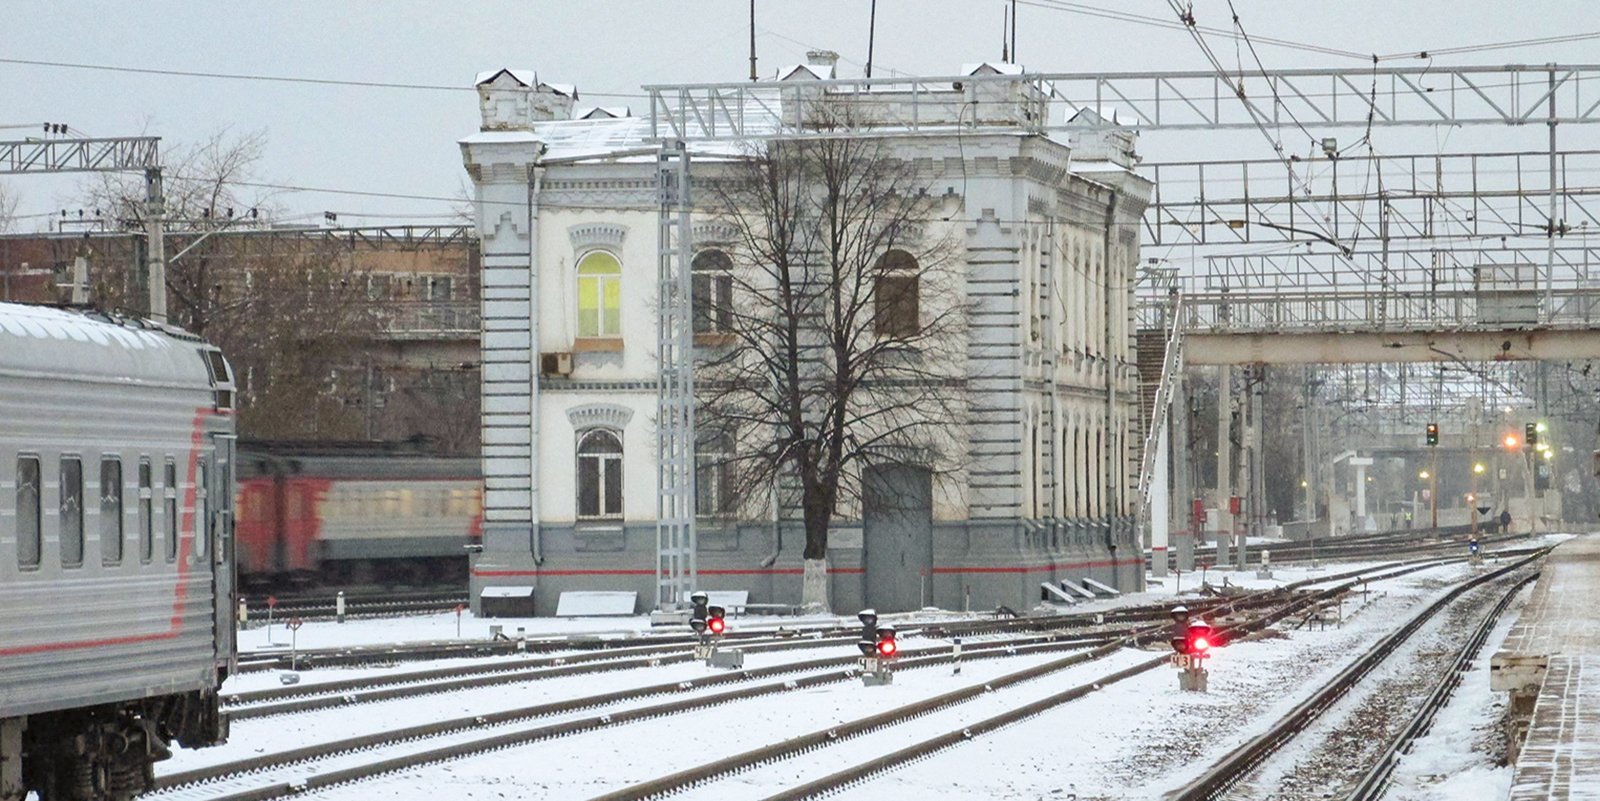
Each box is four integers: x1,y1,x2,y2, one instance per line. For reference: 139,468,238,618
0,302,234,801
234,442,481,588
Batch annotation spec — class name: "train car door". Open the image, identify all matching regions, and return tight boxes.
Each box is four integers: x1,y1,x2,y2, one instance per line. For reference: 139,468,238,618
208,433,237,673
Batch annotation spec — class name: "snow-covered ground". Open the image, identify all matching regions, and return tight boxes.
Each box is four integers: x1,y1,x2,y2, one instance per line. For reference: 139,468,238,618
160,544,1572,801
168,558,1492,801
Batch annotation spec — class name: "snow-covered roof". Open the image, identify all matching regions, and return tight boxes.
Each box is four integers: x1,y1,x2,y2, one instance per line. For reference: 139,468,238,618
577,106,633,120
1067,106,1138,128
475,68,537,87
963,61,1024,76
540,82,578,99
774,63,835,82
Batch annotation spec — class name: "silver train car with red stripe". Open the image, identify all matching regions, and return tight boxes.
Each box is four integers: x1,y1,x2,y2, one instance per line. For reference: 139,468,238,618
0,303,235,801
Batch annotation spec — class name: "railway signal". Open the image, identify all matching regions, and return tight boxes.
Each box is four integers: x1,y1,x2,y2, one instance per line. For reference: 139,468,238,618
1525,422,1538,450
688,592,742,669
857,609,895,686
1425,422,1439,446
1169,606,1210,692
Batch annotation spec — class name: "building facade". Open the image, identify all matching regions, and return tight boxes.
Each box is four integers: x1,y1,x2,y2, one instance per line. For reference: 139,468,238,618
462,57,1151,615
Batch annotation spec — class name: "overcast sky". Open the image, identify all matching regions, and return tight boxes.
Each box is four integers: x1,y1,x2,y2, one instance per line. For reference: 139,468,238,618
1,0,1591,228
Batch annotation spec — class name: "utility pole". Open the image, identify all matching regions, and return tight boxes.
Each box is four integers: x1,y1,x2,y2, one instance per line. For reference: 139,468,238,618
866,0,877,78
1215,365,1233,565
144,167,167,323
749,0,758,82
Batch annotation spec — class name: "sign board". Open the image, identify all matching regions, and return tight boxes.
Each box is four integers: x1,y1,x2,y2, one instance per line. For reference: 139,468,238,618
266,595,278,609
1170,653,1192,669
286,617,303,631
554,591,637,617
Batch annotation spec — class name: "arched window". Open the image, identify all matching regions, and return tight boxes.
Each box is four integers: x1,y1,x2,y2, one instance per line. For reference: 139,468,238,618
873,249,920,337
577,429,623,519
576,251,622,339
692,249,734,334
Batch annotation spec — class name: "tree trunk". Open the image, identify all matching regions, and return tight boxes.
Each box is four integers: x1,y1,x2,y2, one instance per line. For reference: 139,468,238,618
801,557,831,612
800,492,832,611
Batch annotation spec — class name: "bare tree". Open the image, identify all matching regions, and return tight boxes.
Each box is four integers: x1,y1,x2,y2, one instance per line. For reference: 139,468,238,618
79,130,387,440
0,181,18,233
698,116,967,609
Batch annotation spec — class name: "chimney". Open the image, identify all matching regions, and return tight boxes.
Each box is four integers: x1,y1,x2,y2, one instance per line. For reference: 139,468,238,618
806,50,840,71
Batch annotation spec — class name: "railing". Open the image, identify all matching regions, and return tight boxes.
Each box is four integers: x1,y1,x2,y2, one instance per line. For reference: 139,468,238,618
1135,293,1184,517
379,301,480,338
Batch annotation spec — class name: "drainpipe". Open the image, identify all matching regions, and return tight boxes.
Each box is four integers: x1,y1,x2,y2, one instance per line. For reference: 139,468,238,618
1103,189,1119,559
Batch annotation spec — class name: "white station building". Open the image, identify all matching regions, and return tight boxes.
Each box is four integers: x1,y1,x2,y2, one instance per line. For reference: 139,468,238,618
460,54,1151,615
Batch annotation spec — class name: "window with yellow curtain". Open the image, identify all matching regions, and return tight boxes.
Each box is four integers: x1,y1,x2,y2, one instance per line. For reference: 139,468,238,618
577,251,622,338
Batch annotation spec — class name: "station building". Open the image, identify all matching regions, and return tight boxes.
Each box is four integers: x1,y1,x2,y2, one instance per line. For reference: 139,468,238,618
461,54,1151,615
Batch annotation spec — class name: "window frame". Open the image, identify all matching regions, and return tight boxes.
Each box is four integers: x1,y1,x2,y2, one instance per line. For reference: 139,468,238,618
16,454,42,570
164,458,179,562
575,429,624,521
873,249,921,339
575,250,624,340
691,249,735,336
138,457,154,563
195,457,208,559
99,456,124,566
695,431,737,520
59,456,84,568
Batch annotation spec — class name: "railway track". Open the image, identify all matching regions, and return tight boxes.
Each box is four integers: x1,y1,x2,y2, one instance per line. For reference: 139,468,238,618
1183,527,1527,569
1344,569,1535,801
155,630,1141,800
1164,550,1547,801
242,590,470,622
158,556,1472,801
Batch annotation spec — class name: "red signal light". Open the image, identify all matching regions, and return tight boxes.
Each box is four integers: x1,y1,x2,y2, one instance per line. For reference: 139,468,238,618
707,617,726,635
1191,635,1210,653
876,638,898,657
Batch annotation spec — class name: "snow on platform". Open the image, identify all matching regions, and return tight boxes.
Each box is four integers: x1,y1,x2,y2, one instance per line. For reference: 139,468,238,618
1511,655,1600,801
1493,534,1600,800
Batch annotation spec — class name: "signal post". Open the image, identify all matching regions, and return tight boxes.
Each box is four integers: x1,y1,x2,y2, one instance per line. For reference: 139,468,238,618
1168,606,1212,692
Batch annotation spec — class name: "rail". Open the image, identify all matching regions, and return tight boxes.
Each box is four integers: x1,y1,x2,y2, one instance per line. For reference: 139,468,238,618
1166,548,1548,801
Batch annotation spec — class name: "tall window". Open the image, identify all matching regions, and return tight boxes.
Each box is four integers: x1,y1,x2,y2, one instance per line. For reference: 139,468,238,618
164,459,178,562
577,429,623,519
60,457,84,567
692,249,734,334
696,430,736,518
196,458,208,559
576,251,622,338
873,249,920,338
138,458,154,563
16,456,40,569
100,457,123,566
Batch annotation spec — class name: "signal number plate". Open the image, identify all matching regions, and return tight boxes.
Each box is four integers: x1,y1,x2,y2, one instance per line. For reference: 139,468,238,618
1170,654,1192,669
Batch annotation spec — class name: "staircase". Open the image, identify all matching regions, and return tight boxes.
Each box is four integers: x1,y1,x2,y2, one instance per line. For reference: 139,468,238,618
1134,294,1185,517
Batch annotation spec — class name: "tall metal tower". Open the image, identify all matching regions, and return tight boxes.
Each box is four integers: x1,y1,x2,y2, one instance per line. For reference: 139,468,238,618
655,139,697,609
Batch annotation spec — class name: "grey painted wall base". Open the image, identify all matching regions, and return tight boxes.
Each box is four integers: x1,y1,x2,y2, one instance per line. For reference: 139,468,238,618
470,516,1145,616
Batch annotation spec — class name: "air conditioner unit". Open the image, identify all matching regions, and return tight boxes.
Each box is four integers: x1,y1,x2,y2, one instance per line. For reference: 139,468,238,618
540,352,573,377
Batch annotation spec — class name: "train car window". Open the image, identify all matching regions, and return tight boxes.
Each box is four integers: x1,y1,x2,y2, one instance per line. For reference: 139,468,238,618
60,457,84,568
195,457,208,559
206,351,231,384
164,459,178,562
100,458,124,566
16,456,41,569
139,458,154,563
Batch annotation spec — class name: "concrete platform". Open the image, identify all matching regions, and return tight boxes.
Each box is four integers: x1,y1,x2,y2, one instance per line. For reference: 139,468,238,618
1490,535,1600,799
1510,656,1600,800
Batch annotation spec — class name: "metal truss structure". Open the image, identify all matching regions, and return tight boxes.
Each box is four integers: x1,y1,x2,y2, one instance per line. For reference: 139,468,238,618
646,64,1600,140
1143,148,1600,248
0,136,169,321
655,141,697,609
0,136,160,174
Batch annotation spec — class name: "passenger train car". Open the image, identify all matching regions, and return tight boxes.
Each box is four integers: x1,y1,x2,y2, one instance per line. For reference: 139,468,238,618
235,442,481,588
0,302,234,801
